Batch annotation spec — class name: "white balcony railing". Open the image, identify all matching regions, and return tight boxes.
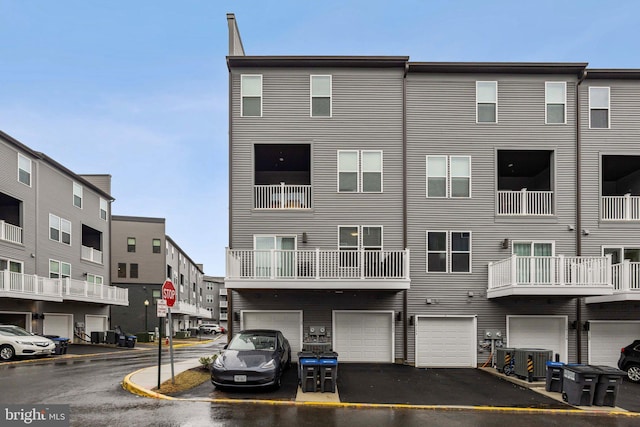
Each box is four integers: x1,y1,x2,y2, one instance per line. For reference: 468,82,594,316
0,271,128,305
81,245,103,264
197,307,213,319
601,195,640,221
227,248,409,282
497,190,553,216
254,183,311,209
611,261,640,292
173,301,198,316
219,300,228,308
488,255,612,298
220,313,228,321
219,288,227,296
0,220,23,244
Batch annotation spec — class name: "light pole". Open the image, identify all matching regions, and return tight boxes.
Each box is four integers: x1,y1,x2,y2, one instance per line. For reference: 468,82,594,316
144,300,149,332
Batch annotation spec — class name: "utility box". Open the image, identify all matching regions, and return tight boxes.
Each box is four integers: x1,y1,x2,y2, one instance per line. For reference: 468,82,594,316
514,348,553,380
495,347,515,373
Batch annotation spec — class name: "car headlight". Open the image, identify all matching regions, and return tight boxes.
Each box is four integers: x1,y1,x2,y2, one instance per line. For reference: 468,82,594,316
15,341,35,346
261,359,276,369
213,356,224,368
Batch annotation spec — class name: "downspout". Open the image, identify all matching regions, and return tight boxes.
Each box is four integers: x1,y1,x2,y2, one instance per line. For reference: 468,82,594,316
402,61,409,364
227,58,234,339
575,69,587,364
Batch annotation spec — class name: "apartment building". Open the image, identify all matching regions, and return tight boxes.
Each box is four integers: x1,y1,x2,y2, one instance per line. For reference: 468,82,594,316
203,275,226,326
224,14,639,366
110,216,211,335
0,130,128,342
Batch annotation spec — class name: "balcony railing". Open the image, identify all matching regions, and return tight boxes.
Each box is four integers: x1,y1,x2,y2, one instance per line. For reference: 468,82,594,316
0,271,128,305
219,288,227,296
585,261,640,303
220,313,228,321
497,190,553,216
226,248,410,290
0,220,23,244
601,195,640,221
488,255,612,298
254,184,311,209
219,300,228,308
173,301,211,318
81,245,103,264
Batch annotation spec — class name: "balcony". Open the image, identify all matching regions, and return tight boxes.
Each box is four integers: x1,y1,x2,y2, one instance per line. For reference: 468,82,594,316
0,271,128,305
586,261,640,303
219,300,228,308
0,220,23,244
220,313,228,321
254,184,311,209
219,288,227,296
488,255,613,298
197,307,213,319
226,248,410,290
172,301,212,318
601,195,640,221
81,245,103,264
497,190,553,216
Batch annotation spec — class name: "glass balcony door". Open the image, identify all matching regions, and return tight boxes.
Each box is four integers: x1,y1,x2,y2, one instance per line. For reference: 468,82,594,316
513,242,554,284
254,235,297,278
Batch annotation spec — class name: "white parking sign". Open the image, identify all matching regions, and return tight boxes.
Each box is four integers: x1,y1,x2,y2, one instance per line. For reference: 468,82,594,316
157,299,168,318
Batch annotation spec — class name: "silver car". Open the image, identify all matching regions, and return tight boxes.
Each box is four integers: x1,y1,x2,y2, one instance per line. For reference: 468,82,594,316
0,324,56,361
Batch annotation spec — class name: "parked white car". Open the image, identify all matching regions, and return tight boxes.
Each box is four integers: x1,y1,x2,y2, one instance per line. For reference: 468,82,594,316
199,324,224,334
0,324,56,361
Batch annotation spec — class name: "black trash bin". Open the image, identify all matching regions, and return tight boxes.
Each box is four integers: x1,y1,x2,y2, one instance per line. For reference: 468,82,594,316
298,351,319,392
117,335,126,347
125,335,137,348
106,330,117,345
592,366,626,407
318,352,338,393
545,361,564,392
562,365,600,406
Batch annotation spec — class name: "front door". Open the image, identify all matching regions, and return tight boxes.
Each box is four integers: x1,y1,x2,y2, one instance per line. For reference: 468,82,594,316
254,235,296,278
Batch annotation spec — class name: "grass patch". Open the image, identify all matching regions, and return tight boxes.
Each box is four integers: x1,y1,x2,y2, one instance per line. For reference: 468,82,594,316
153,367,210,395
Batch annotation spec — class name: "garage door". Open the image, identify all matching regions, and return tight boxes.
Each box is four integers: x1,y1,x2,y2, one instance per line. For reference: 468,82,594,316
416,316,477,367
43,314,73,339
0,312,30,330
85,315,108,340
508,316,567,362
589,321,640,367
242,311,303,359
333,311,393,363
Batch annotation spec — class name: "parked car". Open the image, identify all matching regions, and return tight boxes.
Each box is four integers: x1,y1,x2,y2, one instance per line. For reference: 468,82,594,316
199,324,223,334
618,340,640,383
211,329,291,390
0,324,56,361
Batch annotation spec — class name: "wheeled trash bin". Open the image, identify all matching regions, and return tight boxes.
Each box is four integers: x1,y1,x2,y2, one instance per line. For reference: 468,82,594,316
319,351,338,393
562,365,600,406
593,366,626,407
298,351,319,392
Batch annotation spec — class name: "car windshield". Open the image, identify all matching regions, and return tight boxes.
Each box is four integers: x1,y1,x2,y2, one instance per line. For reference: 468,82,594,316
0,326,32,337
228,332,277,351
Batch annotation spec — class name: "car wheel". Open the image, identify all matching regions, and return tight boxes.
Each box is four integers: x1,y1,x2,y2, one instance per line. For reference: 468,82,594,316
285,350,291,370
0,344,15,361
627,364,640,383
273,373,282,390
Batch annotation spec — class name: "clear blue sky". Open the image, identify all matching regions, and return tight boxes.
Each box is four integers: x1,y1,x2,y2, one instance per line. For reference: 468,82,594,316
1,1,639,276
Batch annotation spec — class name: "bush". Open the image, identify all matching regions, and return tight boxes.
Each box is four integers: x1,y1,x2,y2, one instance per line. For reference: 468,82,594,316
198,353,219,370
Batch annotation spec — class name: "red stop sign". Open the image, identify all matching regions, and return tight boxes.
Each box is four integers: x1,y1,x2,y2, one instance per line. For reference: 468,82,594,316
161,279,176,307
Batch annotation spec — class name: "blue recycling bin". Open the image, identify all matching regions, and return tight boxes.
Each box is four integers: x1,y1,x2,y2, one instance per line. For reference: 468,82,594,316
44,335,70,355
318,352,338,393
545,361,564,392
298,352,319,392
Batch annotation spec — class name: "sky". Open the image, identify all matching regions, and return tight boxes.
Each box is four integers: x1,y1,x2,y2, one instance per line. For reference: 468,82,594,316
1,1,639,277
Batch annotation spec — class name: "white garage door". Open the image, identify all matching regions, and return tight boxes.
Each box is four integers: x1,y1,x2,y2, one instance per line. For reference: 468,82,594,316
85,315,109,340
589,321,640,367
43,314,73,339
416,316,477,367
508,316,567,362
242,311,303,360
333,311,393,363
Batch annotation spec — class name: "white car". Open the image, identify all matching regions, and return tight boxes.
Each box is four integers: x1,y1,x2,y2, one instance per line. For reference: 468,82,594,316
0,324,56,361
199,324,223,334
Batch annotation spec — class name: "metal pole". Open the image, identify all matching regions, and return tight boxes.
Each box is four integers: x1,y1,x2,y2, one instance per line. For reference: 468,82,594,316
157,313,162,390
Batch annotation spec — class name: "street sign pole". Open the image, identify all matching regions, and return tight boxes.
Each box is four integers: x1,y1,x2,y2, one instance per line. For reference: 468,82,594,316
168,307,175,384
156,298,168,390
161,279,177,385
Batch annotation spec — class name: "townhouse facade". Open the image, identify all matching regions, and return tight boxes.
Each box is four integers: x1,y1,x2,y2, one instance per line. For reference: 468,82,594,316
0,130,128,342
110,215,211,335
224,14,639,367
203,275,226,326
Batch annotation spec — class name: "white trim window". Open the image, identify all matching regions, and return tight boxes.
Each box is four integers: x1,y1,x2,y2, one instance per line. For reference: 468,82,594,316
589,86,610,129
206,295,214,303
18,153,32,186
426,231,471,273
311,75,332,117
338,150,383,193
49,259,71,279
339,225,383,268
603,246,640,264
87,274,103,285
73,182,83,209
476,81,497,123
49,214,71,245
0,258,23,274
545,82,566,124
99,198,108,221
426,156,471,198
241,74,262,117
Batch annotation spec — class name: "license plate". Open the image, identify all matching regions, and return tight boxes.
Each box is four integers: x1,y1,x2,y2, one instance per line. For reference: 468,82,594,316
234,375,247,383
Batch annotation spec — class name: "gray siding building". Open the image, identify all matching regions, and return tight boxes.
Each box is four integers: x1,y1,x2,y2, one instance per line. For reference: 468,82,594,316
0,130,128,342
110,215,211,335
225,14,639,367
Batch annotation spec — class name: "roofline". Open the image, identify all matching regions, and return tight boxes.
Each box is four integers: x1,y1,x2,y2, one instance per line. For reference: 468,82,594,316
585,69,640,79
166,235,204,274
111,215,166,224
227,56,409,69
408,62,589,75
0,130,115,201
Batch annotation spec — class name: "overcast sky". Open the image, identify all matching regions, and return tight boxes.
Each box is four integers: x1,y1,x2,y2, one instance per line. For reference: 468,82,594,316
1,1,639,276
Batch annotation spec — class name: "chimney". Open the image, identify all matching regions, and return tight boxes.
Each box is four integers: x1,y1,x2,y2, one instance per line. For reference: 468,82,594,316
226,13,245,56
